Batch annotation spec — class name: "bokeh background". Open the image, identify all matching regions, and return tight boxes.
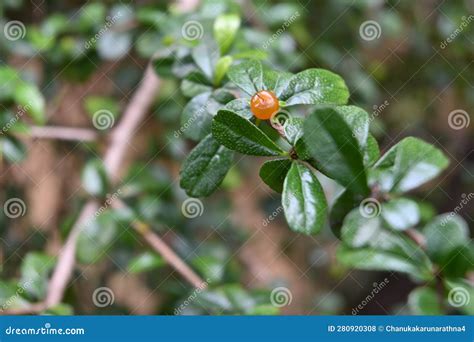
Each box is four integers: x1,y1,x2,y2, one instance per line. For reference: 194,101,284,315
0,0,472,315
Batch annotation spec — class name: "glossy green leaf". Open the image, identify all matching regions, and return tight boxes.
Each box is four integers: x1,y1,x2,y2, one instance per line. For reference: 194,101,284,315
214,55,233,86
81,159,109,197
20,253,55,299
382,198,420,231
223,98,252,119
262,69,293,98
128,252,166,274
192,41,219,81
423,214,468,263
371,137,449,193
213,14,241,54
408,287,442,315
282,163,327,235
334,105,369,151
181,72,212,98
180,134,234,197
259,158,292,193
303,107,369,195
279,69,349,106
364,134,380,167
341,209,381,248
77,212,117,264
227,59,263,96
283,116,304,145
181,92,222,141
329,189,363,238
212,110,284,156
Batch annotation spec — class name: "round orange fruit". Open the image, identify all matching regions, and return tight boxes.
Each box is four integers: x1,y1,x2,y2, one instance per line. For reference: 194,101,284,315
250,90,279,120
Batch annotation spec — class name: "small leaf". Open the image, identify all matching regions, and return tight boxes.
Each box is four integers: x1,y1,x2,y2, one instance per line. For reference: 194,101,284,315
283,116,304,145
279,69,349,106
214,55,233,86
13,82,46,124
423,214,468,263
128,252,166,274
153,54,175,77
192,40,220,81
181,72,212,98
223,98,252,119
337,245,429,280
213,14,241,54
81,159,109,197
180,134,234,197
372,137,449,193
259,159,292,193
364,134,380,167
181,92,221,141
303,107,369,195
341,209,381,248
382,198,420,231
77,212,117,264
282,163,327,235
334,105,369,151
212,109,284,156
227,59,263,96
262,69,293,98
20,253,55,300
329,189,363,238
408,287,442,315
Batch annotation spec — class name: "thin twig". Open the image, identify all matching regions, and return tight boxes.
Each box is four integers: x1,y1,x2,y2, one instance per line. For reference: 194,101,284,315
22,126,99,142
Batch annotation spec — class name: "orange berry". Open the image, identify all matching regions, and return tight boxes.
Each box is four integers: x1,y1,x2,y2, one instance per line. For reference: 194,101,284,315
250,90,279,120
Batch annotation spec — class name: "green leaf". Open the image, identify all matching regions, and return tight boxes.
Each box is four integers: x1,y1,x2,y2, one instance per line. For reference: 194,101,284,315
259,159,292,193
214,56,233,86
223,98,252,119
81,159,109,197
180,134,234,197
181,72,212,98
303,107,369,195
0,281,30,310
408,287,443,315
337,245,429,280
283,116,304,145
212,109,284,156
227,59,263,96
334,105,369,151
371,137,449,193
444,279,474,315
213,14,241,54
181,92,221,141
364,134,380,167
77,211,117,264
282,163,327,235
341,209,381,248
423,214,468,263
13,82,46,124
20,253,55,300
192,41,220,81
279,69,349,106
153,54,175,78
381,198,420,231
329,190,363,238
0,136,26,163
262,69,293,98
128,252,166,274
